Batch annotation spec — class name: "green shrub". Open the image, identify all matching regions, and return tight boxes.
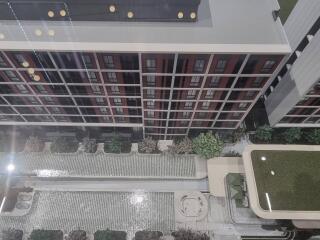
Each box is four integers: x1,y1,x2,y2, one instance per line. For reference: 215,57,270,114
67,230,87,240
2,228,23,240
192,132,223,159
255,125,273,143
282,128,302,144
135,231,163,240
104,136,131,153
94,230,126,240
172,229,210,240
29,230,63,240
138,137,157,154
305,129,320,145
168,137,193,155
50,137,78,153
232,127,246,143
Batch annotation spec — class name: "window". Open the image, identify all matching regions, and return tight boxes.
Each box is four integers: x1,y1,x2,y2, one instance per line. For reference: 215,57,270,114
115,108,123,115
146,59,156,71
198,112,207,118
87,72,98,82
147,101,155,108
194,59,205,72
96,97,105,104
44,96,54,104
14,54,26,66
232,112,241,118
184,102,193,109
180,121,188,126
113,98,122,105
16,84,28,94
187,90,197,99
104,55,114,68
182,112,191,118
147,89,155,98
146,120,154,125
202,102,210,110
34,106,44,113
209,77,220,87
0,56,6,67
239,103,248,109
190,76,200,87
261,60,276,73
147,111,154,118
146,76,156,86
107,72,117,83
52,107,60,114
5,70,20,82
82,55,93,68
245,91,255,99
215,59,227,73
102,116,111,122
100,107,108,114
205,90,214,99
35,85,48,94
91,85,101,94
111,86,120,94
252,77,264,88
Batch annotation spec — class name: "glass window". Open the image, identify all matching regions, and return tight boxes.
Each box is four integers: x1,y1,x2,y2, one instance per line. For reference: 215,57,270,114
194,59,205,72
261,60,276,73
190,76,200,87
104,55,114,68
115,107,123,114
147,111,154,118
100,107,108,114
44,96,54,104
111,86,120,94
147,89,155,98
96,97,105,104
209,77,220,87
252,77,264,87
35,85,48,94
91,85,101,94
182,112,191,118
205,90,214,99
147,101,155,108
146,59,156,70
107,72,117,83
202,101,210,109
88,72,98,82
239,102,248,109
215,59,227,73
146,76,156,86
16,84,28,93
52,107,61,114
184,102,193,109
187,90,197,99
5,70,20,81
0,55,7,67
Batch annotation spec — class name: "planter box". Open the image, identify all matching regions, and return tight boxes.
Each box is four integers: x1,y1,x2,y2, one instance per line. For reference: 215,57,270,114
94,230,126,240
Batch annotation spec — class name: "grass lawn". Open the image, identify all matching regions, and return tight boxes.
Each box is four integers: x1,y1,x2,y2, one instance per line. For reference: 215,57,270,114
251,150,320,211
278,0,298,23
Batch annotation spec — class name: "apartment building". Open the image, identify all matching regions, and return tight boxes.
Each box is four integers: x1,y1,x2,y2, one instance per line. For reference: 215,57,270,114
265,0,320,127
0,0,290,139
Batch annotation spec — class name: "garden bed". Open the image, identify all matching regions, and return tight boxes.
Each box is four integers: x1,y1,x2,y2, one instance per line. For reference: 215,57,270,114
2,229,23,240
94,230,126,240
29,230,64,240
135,231,163,240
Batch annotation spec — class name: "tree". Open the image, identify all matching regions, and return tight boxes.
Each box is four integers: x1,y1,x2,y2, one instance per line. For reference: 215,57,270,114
305,129,320,145
282,128,301,144
255,125,273,143
192,132,223,159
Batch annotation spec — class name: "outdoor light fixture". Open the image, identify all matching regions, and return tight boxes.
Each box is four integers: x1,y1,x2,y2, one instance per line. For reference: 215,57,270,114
177,11,184,19
27,68,35,74
60,9,67,17
34,29,42,36
47,10,54,18
33,75,41,81
7,163,15,172
48,29,55,36
109,5,116,13
0,33,5,40
270,170,275,176
127,11,134,19
190,12,196,19
130,193,146,205
261,156,266,161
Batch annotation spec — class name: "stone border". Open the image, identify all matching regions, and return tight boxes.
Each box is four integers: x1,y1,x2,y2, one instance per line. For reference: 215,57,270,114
243,144,320,220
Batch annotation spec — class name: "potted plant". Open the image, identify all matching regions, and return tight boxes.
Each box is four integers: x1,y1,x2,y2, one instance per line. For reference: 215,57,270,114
192,132,223,159
2,228,23,240
138,137,158,154
94,230,126,240
29,230,63,240
66,230,87,240
50,137,79,153
25,136,45,152
82,137,97,153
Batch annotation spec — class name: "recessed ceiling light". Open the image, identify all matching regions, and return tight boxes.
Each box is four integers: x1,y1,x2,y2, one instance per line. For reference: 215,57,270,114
0,33,5,40
270,170,275,176
190,12,196,19
35,29,42,36
33,75,41,81
178,11,184,19
27,68,35,74
109,5,116,13
48,29,55,36
22,61,29,68
127,11,134,18
60,9,67,17
48,10,55,18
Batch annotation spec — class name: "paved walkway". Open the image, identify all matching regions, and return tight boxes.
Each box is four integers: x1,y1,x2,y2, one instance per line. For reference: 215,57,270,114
0,191,175,234
0,152,199,179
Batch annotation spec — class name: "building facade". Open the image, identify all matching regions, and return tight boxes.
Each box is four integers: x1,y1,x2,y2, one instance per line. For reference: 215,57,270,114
265,0,320,127
0,0,290,139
